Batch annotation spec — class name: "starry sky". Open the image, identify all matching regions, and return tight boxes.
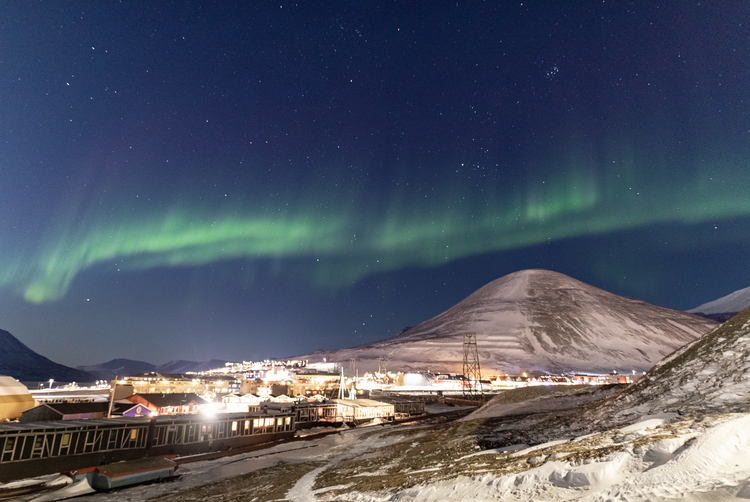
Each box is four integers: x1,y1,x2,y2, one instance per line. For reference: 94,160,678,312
1,1,749,369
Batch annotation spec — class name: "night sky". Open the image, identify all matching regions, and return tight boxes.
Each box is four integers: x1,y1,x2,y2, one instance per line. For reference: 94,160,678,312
2,2,749,368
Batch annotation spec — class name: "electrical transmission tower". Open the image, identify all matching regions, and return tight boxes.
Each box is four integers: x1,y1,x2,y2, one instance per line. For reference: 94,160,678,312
378,355,389,375
463,333,484,399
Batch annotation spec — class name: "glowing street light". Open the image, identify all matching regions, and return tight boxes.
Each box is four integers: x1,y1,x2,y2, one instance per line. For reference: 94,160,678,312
48,378,54,389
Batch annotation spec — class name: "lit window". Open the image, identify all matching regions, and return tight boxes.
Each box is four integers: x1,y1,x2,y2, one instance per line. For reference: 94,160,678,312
61,434,70,447
244,420,250,430
231,421,237,432
130,429,137,441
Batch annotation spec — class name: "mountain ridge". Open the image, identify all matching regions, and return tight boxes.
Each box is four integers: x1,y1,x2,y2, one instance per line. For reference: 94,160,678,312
688,284,750,322
77,358,236,380
0,328,94,383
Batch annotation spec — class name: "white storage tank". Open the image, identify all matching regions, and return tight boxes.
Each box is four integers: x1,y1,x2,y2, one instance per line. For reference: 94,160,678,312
0,376,37,420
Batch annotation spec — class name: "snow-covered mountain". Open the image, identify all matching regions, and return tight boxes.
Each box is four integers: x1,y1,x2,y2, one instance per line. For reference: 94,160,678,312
300,269,717,375
688,285,750,322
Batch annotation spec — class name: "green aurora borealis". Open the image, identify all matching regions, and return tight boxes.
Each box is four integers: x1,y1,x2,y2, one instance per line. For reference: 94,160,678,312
4,156,748,304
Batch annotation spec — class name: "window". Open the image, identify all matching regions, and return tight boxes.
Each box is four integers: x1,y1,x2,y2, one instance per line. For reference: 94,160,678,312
285,417,291,426
61,434,70,447
276,418,283,427
34,436,43,448
231,421,237,432
244,420,250,431
130,429,137,441
4,438,14,451
264,418,273,427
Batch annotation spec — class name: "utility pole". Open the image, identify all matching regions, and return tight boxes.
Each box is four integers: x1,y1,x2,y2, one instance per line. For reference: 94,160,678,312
338,367,345,400
107,376,117,418
463,333,484,399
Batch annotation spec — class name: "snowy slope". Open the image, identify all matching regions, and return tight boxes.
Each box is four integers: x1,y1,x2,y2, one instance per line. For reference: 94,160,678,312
688,284,750,318
592,304,750,421
300,270,717,375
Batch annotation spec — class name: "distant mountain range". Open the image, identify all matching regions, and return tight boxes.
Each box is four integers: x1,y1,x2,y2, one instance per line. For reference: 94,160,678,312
299,269,718,375
0,328,93,383
76,358,157,381
77,358,234,380
688,285,750,322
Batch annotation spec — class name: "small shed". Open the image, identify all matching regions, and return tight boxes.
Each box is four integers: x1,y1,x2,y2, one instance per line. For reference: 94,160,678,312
0,376,36,421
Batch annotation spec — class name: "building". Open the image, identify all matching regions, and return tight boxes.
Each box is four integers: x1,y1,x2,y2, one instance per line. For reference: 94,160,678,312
21,402,110,423
332,399,394,423
370,396,424,418
287,372,341,396
117,373,239,396
221,393,262,413
0,376,36,421
119,402,152,417
126,393,208,416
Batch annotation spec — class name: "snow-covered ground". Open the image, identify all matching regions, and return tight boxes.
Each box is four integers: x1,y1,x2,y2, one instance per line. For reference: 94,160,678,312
8,406,750,501
37,408,746,502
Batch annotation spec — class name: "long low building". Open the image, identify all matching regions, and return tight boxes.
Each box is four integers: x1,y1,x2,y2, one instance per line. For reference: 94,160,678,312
369,396,425,418
332,399,394,423
21,402,110,423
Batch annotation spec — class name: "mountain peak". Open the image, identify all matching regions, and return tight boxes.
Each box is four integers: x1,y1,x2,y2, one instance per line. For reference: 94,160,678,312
299,269,717,375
